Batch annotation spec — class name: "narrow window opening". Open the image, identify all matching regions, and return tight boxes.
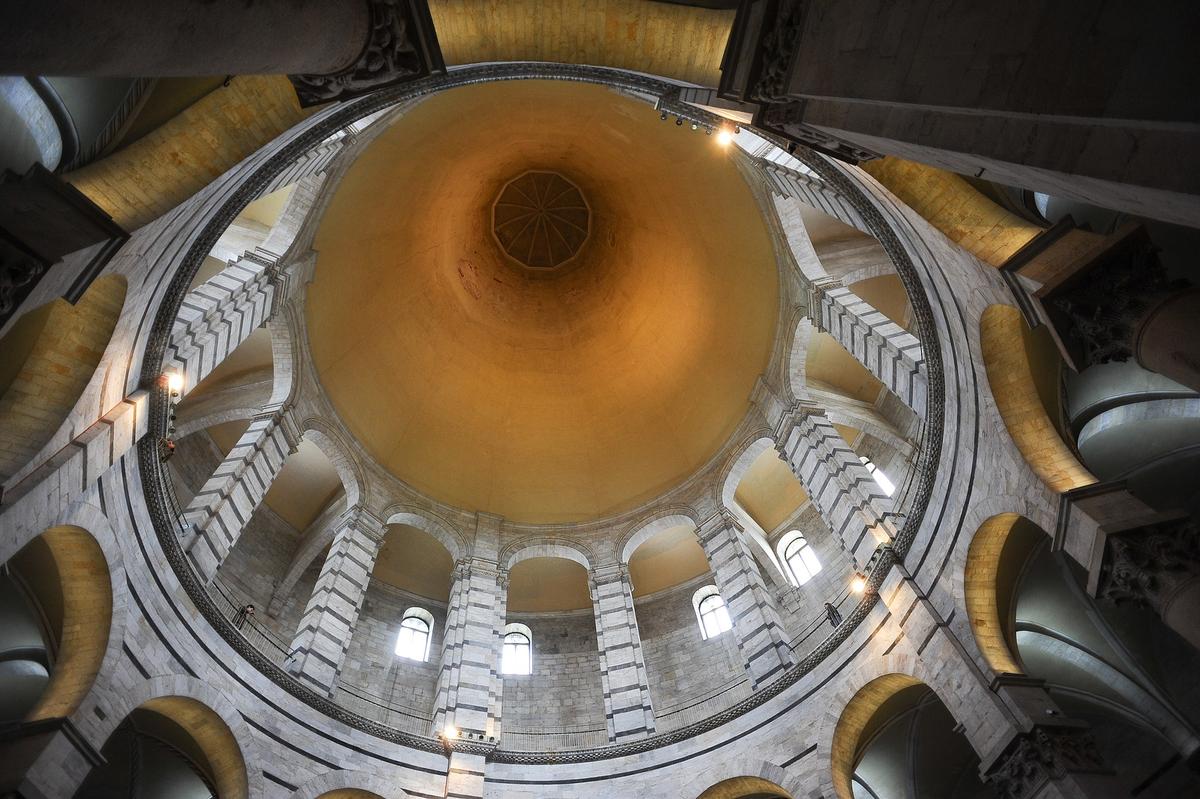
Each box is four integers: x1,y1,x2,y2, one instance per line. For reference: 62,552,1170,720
860,456,896,497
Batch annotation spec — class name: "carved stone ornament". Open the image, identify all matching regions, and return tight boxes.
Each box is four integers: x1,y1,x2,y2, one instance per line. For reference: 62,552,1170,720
986,727,1109,799
1048,237,1188,368
0,237,46,318
757,101,880,165
752,0,808,103
1097,518,1200,612
288,0,444,107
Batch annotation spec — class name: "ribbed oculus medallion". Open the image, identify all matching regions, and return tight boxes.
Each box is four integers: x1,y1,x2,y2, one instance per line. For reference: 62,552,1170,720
492,170,590,270
307,81,779,523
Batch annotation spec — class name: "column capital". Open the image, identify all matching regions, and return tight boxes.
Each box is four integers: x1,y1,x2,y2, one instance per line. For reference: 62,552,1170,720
1045,231,1186,369
288,0,444,107
983,725,1111,799
806,276,844,316
338,504,387,544
453,556,503,583
696,509,743,540
252,404,301,451
770,402,829,460
1097,517,1200,612
589,562,632,587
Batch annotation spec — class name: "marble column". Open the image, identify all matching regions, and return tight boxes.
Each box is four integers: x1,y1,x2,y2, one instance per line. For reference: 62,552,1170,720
774,405,900,568
287,506,386,695
590,563,656,741
1097,517,1200,652
166,253,287,399
696,512,794,688
811,282,927,415
432,558,507,740
181,406,298,581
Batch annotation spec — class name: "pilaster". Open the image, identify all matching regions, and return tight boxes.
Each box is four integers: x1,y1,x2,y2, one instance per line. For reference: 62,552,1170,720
696,511,795,688
287,505,386,695
165,254,281,398
590,562,656,741
432,557,506,740
181,406,299,581
774,405,900,568
811,282,928,415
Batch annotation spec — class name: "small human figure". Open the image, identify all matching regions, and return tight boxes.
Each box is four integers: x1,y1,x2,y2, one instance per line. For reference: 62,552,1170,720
824,601,843,628
234,603,256,629
159,437,176,462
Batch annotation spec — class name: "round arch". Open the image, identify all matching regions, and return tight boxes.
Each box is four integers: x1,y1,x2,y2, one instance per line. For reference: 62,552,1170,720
714,435,792,585
695,774,794,799
289,767,408,799
812,649,1006,799
301,419,365,508
619,507,702,564
963,512,1044,676
717,435,776,510
502,538,594,571
96,674,258,799
10,507,122,724
980,304,1095,493
383,506,468,564
0,274,127,483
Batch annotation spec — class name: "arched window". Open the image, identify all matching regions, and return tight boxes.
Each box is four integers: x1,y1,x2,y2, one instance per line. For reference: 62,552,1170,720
692,586,732,640
860,455,896,497
501,623,532,675
395,607,433,662
780,532,822,586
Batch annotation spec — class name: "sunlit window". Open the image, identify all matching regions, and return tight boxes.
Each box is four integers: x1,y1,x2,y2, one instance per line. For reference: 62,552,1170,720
502,624,532,675
783,534,823,585
395,608,433,661
860,456,896,497
692,586,733,640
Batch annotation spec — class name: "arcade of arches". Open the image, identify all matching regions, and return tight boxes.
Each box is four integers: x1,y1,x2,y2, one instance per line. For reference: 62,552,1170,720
1,3,1199,799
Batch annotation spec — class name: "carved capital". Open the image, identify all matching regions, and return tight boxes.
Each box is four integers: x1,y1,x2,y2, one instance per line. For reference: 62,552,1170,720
1097,518,1200,612
985,726,1109,799
288,0,444,107
1048,236,1188,369
747,0,808,103
0,238,46,319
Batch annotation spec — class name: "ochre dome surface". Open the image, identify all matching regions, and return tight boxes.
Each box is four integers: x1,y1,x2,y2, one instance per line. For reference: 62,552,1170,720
308,81,778,523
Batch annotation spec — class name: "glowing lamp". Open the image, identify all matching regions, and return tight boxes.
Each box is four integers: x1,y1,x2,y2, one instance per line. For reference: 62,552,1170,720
716,128,734,146
850,574,867,594
166,372,184,395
